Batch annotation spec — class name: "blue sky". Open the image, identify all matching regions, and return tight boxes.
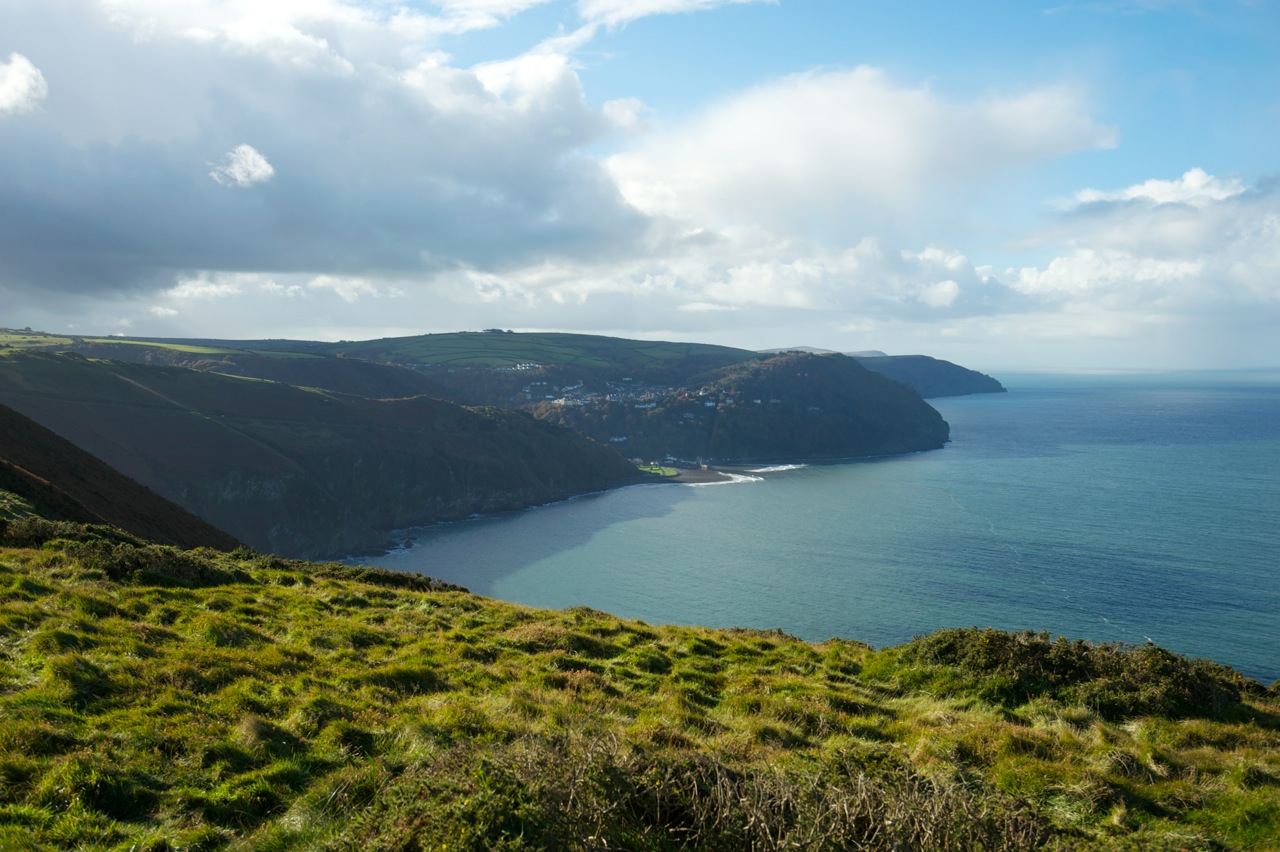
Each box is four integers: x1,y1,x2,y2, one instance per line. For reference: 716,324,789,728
1,0,1277,370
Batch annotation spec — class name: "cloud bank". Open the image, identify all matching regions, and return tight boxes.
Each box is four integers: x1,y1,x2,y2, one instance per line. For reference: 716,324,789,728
0,0,1276,369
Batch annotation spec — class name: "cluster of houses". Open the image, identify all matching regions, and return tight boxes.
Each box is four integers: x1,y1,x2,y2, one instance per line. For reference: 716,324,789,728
519,375,784,412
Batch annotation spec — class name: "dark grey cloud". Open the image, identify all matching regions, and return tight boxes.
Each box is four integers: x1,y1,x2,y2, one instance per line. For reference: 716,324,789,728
0,0,649,304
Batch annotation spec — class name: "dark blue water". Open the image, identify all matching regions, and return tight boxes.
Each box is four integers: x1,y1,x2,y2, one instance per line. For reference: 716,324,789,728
361,372,1280,683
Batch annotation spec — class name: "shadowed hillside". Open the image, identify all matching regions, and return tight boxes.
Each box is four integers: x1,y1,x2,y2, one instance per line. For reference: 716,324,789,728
0,403,240,550
0,351,641,559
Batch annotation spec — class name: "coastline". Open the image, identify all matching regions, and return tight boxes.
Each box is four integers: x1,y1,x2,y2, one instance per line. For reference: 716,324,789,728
667,466,740,484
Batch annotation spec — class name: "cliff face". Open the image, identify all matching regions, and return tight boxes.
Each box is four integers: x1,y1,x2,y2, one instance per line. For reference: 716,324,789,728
537,353,950,462
854,355,1006,398
0,352,638,559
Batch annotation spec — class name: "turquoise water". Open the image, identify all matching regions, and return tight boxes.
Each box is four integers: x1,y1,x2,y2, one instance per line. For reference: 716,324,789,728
360,372,1280,683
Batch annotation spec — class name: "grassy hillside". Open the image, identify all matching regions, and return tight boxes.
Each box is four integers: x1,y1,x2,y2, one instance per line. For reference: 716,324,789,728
1,329,754,376
0,520,1276,850
0,351,640,559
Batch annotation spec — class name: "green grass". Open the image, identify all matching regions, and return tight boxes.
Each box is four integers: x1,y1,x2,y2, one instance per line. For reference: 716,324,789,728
0,489,37,523
0,331,236,356
0,521,1276,849
637,465,679,477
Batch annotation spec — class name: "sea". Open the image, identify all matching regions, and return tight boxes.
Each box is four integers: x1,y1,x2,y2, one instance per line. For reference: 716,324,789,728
357,372,1280,684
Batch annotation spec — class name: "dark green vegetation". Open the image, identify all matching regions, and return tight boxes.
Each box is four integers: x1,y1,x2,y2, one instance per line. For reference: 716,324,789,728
536,352,950,462
0,350,640,559
855,354,1007,398
0,519,1277,850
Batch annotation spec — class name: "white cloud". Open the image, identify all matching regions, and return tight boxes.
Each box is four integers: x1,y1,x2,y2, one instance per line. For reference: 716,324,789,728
308,275,381,302
601,97,646,133
1013,171,1280,322
1073,167,1246,207
260,281,307,298
919,279,961,308
100,0,558,67
607,67,1115,241
149,306,179,317
168,277,245,299
577,0,770,28
210,144,276,188
0,53,48,114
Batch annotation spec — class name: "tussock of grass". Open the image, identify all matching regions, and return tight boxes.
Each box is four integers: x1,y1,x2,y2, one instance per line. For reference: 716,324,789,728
0,524,1276,849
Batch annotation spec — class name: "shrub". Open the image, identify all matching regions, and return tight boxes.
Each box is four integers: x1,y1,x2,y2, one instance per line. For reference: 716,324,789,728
899,628,1248,720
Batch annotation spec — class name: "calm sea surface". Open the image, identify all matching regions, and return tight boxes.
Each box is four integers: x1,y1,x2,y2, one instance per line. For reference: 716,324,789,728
359,372,1280,683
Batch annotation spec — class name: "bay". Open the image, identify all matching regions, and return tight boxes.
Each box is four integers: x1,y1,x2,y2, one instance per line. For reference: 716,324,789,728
359,371,1280,684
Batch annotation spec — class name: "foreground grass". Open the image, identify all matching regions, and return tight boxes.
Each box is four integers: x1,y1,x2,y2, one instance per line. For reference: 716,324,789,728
0,521,1277,850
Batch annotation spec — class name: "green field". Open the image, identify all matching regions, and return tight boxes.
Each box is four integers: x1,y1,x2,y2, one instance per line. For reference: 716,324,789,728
637,464,679,477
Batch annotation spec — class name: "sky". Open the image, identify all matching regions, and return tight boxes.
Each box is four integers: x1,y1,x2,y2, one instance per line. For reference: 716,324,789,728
1,0,1277,371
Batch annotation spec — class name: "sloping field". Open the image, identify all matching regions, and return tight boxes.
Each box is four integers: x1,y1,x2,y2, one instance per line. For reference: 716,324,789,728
0,520,1276,849
3,328,754,374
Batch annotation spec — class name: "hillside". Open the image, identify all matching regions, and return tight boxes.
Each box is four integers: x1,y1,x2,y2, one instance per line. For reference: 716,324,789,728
32,339,452,400
0,519,1276,849
0,351,641,559
316,330,756,374
0,403,240,550
4,330,1007,405
855,354,1007,398
536,352,950,462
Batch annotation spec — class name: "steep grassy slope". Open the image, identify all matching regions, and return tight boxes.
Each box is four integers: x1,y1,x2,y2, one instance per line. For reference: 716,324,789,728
0,403,240,551
0,351,640,559
538,353,950,462
0,520,1276,850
